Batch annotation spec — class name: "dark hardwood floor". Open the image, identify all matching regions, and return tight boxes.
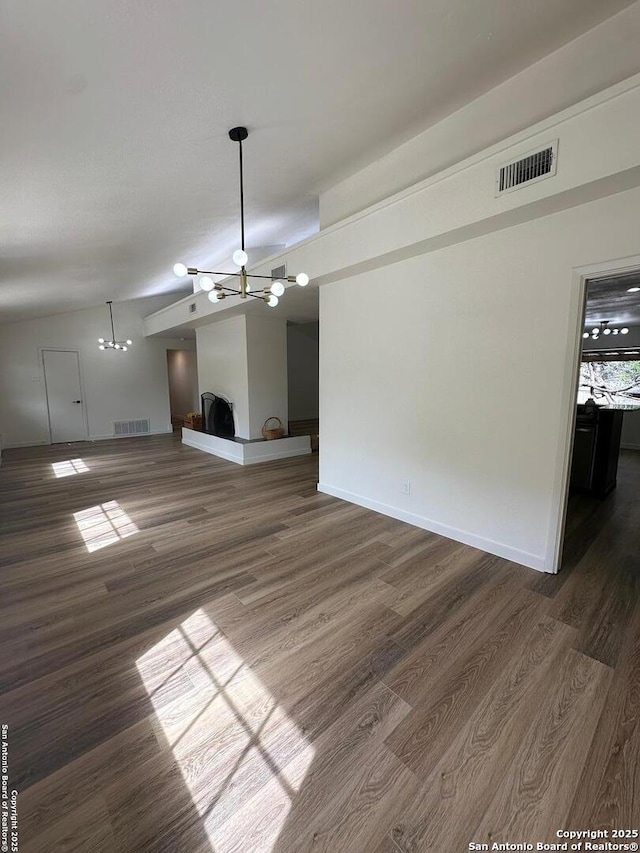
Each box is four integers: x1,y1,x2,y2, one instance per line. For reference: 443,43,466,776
0,435,638,852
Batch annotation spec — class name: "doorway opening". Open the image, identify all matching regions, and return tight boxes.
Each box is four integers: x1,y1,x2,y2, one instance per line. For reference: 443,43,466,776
286,321,319,452
558,267,640,572
166,348,199,431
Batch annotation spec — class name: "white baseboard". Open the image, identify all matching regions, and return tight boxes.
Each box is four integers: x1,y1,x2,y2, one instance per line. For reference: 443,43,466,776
3,428,172,449
317,482,549,573
2,440,49,449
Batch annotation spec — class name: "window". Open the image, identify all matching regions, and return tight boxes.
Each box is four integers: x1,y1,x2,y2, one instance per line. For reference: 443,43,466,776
579,359,640,406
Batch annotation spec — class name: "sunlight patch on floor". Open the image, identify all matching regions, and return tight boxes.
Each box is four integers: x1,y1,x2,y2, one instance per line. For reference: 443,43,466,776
137,608,314,853
73,500,139,552
52,458,89,478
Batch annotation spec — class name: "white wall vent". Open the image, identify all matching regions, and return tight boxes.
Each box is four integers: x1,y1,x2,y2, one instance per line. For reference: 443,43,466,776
271,263,286,281
189,302,197,314
114,419,150,436
495,140,558,195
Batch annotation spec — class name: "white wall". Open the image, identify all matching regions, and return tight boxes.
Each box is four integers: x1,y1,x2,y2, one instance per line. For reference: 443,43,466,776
245,315,288,440
167,349,199,416
196,316,250,439
0,296,184,447
319,187,640,572
287,322,319,421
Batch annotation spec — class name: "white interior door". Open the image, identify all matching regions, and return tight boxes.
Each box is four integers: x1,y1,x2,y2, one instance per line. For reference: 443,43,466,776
43,350,86,443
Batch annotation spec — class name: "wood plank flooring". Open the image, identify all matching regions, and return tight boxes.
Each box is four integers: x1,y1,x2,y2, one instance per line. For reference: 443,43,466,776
0,435,638,852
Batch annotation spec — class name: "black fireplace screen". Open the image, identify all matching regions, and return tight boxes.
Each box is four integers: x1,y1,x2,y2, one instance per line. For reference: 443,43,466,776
201,393,235,439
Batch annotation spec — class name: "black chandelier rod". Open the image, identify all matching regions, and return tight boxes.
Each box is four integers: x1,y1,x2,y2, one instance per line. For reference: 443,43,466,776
238,136,245,254
107,301,116,341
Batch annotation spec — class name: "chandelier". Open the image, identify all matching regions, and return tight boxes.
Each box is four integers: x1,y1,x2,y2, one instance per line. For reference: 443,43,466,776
98,301,132,351
583,319,629,341
172,127,309,307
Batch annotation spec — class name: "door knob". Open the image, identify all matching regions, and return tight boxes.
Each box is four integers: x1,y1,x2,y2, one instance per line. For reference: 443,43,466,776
73,400,82,404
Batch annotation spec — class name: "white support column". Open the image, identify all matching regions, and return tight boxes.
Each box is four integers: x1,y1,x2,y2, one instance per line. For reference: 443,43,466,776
195,313,288,441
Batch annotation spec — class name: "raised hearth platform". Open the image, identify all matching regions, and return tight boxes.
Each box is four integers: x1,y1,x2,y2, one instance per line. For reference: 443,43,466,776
182,428,311,465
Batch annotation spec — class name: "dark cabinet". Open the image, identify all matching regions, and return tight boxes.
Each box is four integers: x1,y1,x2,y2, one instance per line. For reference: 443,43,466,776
570,406,623,498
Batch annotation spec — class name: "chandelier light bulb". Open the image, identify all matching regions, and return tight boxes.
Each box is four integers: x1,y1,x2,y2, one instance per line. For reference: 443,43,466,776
603,328,611,335
296,273,309,287
126,339,132,346
199,276,214,291
267,294,279,308
98,337,105,344
270,281,285,297
621,328,629,334
98,344,105,350
173,263,188,277
613,329,619,335
122,346,128,351
582,332,589,339
591,328,599,334
208,291,219,303
233,249,248,267
114,343,120,349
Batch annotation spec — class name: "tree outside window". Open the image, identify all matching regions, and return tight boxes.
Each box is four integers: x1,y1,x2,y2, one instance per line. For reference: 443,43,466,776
579,360,640,406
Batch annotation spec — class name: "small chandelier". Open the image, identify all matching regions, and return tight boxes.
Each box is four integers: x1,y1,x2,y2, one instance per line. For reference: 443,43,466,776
98,301,132,351
172,127,309,307
583,319,629,341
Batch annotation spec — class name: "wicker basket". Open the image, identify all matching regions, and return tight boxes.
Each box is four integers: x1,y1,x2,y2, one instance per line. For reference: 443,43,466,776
184,413,202,431
262,417,285,440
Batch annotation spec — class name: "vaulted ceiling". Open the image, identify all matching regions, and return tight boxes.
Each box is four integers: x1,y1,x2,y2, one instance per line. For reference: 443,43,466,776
1,0,637,324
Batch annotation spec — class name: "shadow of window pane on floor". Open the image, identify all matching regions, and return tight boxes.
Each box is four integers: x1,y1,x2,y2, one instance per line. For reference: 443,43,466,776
73,500,139,552
52,458,89,477
136,608,315,853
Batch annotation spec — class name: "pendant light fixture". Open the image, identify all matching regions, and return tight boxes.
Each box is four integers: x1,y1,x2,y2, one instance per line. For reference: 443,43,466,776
97,301,132,351
583,319,629,341
173,127,309,308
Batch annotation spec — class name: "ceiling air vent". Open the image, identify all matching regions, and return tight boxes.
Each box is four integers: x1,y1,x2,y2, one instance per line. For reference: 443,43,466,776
189,302,197,314
496,140,558,195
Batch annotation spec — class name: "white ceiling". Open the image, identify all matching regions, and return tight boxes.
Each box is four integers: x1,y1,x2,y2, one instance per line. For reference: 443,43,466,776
1,0,636,324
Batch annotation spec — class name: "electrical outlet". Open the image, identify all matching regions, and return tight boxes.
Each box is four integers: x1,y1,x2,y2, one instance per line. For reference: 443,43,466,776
402,480,411,496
